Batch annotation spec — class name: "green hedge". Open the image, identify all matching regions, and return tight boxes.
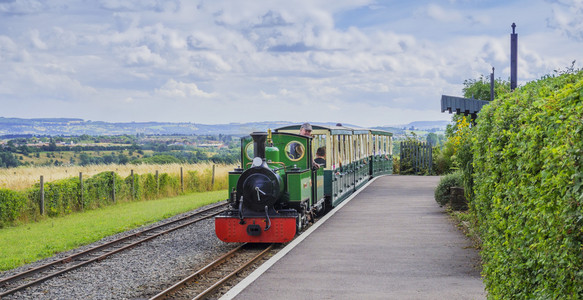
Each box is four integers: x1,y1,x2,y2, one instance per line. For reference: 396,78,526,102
471,70,583,298
0,189,26,227
0,168,228,228
434,170,463,206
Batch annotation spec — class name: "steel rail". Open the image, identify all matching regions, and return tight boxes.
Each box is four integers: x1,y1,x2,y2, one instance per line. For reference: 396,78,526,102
149,243,246,300
150,243,274,300
0,202,228,298
194,244,274,300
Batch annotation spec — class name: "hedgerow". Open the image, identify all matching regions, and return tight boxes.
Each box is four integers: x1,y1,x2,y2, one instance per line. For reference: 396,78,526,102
471,70,583,298
0,167,228,228
0,189,26,227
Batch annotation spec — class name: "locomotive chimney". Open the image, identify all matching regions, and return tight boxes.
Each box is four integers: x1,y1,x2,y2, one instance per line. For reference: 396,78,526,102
250,132,268,159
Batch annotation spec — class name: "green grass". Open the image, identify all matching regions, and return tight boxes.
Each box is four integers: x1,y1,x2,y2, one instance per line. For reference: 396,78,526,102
0,190,227,271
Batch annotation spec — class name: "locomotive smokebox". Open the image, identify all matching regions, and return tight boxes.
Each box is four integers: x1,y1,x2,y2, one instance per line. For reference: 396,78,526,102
250,132,268,159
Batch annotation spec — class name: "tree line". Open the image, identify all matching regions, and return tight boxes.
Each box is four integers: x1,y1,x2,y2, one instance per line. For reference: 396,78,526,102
0,134,241,168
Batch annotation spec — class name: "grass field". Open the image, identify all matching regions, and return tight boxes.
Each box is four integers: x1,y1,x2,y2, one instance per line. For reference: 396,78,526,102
0,162,236,191
0,190,226,271
16,149,155,166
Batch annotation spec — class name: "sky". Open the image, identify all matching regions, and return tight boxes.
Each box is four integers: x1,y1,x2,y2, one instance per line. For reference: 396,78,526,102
0,0,581,127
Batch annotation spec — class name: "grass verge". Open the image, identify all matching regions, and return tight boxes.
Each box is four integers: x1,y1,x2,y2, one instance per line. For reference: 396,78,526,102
0,190,227,271
447,208,482,250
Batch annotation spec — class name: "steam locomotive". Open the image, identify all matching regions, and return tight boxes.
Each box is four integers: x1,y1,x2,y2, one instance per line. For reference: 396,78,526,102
215,124,393,243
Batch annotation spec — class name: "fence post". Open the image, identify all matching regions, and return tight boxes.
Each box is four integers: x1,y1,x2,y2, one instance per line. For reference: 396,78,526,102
79,172,83,211
131,169,135,200
156,170,159,196
111,171,116,203
40,175,45,215
429,145,433,174
399,142,403,174
180,167,184,193
211,164,216,188
421,142,425,174
414,142,418,174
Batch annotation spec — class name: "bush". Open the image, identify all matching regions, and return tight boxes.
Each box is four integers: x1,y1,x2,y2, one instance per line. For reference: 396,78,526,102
434,170,462,206
0,189,26,227
392,156,400,174
472,70,583,298
432,145,453,175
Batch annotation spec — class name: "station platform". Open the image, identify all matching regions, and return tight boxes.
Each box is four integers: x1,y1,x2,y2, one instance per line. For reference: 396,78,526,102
222,176,486,299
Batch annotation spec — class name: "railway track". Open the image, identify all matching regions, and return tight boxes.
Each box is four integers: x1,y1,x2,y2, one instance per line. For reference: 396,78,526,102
0,202,229,298
150,243,275,300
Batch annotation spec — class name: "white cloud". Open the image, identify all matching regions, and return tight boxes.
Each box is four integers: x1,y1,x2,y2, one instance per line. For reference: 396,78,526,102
155,79,215,98
0,0,580,126
422,4,463,23
0,35,19,61
29,29,47,50
547,0,583,41
0,0,47,14
3,67,97,100
98,0,179,12
118,45,166,66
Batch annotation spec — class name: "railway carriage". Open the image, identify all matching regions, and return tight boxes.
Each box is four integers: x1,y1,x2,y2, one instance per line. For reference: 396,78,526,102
370,129,394,177
215,124,393,243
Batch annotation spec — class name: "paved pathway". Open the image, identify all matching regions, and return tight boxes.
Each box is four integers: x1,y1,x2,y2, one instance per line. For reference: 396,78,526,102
226,176,486,299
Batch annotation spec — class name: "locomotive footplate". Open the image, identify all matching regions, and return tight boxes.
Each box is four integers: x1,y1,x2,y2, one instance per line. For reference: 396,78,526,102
215,210,298,243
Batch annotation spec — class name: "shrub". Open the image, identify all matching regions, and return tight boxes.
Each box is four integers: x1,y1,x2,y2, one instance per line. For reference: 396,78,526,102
392,156,400,174
434,170,462,206
42,178,79,216
0,189,26,227
472,70,583,298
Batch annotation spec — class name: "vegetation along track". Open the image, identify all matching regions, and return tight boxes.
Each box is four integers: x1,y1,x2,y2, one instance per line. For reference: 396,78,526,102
0,201,229,298
150,243,275,300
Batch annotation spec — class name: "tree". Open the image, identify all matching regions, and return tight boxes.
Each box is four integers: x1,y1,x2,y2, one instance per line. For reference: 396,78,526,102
426,133,438,147
47,139,57,151
79,153,93,166
0,152,21,168
462,74,511,101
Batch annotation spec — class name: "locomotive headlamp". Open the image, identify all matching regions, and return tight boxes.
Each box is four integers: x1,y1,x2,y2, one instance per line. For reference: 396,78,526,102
252,157,263,167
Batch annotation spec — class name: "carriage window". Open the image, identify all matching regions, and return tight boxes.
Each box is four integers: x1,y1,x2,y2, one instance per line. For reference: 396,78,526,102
245,142,254,159
285,142,305,161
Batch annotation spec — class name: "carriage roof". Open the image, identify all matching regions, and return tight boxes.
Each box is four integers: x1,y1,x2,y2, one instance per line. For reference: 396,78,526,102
274,124,381,136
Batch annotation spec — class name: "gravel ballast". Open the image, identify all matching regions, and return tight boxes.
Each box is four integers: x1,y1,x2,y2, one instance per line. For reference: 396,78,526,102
1,205,238,300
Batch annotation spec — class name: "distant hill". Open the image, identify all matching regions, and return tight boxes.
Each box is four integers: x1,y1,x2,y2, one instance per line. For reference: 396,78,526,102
0,117,449,137
0,117,360,136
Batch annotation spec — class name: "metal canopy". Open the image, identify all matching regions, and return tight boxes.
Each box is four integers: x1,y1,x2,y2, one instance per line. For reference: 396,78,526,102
441,95,489,118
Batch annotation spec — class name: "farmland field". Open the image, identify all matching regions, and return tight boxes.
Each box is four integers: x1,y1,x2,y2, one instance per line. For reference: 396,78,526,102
17,150,155,166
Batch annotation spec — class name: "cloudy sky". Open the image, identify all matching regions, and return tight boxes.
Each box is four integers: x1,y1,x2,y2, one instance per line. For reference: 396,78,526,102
0,0,581,127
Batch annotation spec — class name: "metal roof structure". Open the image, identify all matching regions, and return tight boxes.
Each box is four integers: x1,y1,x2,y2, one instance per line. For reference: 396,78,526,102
440,95,490,119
